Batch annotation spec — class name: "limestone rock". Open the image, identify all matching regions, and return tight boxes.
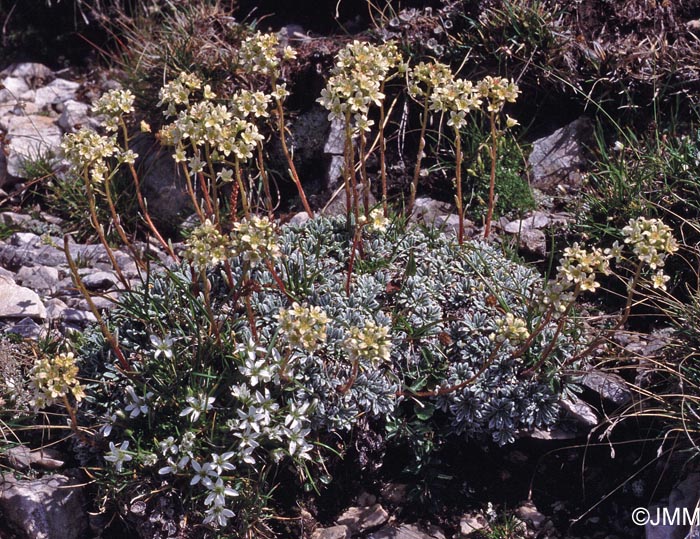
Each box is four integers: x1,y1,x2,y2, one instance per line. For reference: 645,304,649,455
380,482,408,505
409,197,475,236
515,501,547,529
3,446,64,471
581,370,632,406
1,114,62,178
0,211,32,227
15,265,60,293
312,525,350,539
336,504,389,533
31,78,80,110
460,513,489,537
0,77,31,103
369,524,446,539
0,473,88,539
131,133,191,231
58,100,91,132
528,117,593,193
6,317,45,339
560,395,599,427
647,473,700,539
80,270,119,291
4,63,54,87
0,281,46,319
503,211,550,233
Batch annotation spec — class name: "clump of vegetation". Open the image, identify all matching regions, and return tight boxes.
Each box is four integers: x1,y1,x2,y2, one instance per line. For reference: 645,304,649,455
580,126,700,261
4,11,698,536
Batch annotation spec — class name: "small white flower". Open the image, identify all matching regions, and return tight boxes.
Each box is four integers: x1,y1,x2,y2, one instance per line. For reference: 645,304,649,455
124,386,153,418
204,478,239,507
180,394,216,422
150,334,174,360
158,455,190,476
210,452,236,475
104,441,132,472
158,436,179,456
203,504,235,527
99,413,117,438
190,459,216,485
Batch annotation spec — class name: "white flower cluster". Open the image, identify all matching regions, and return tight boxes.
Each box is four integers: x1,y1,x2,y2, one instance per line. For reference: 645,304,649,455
227,386,314,464
359,208,390,233
29,351,85,409
230,215,280,267
317,40,402,132
235,338,276,387
277,302,330,352
409,65,519,130
557,242,611,293
156,432,239,528
183,219,231,271
61,129,128,184
91,88,135,132
345,319,392,366
237,31,296,77
622,217,678,289
157,72,209,116
476,75,520,113
158,72,265,166
492,313,530,344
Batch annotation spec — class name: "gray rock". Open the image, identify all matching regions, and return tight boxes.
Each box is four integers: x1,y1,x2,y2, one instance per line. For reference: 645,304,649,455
80,270,118,291
357,492,377,506
521,426,579,441
581,370,632,406
6,317,45,339
15,265,60,293
9,231,42,248
0,267,14,282
516,501,547,529
503,211,550,233
0,211,32,226
646,473,700,539
409,197,475,236
1,114,62,178
57,100,91,132
337,504,389,533
45,298,69,320
76,293,119,312
324,117,346,186
288,106,332,194
312,525,351,539
0,77,31,103
288,212,311,226
31,79,80,110
3,446,64,471
0,281,46,319
61,308,97,325
4,63,54,87
322,185,377,217
131,133,191,230
0,473,88,539
515,228,547,257
560,395,599,427
528,117,593,193
460,513,489,537
369,524,446,539
0,234,132,272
